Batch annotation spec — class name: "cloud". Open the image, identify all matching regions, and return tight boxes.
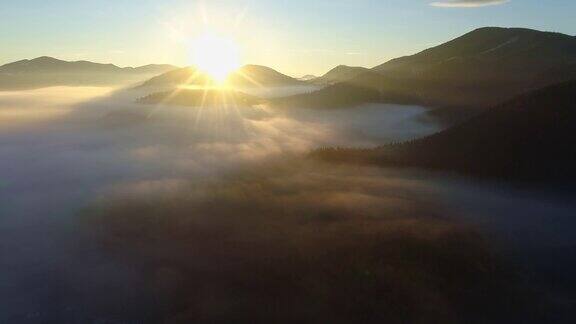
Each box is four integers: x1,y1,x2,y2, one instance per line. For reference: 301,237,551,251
430,0,509,8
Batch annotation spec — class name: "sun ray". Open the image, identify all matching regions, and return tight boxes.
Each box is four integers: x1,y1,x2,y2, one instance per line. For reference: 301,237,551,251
234,70,264,89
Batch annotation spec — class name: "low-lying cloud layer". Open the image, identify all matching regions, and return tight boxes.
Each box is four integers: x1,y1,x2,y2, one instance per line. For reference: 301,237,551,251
0,86,444,322
83,161,541,323
1,86,572,322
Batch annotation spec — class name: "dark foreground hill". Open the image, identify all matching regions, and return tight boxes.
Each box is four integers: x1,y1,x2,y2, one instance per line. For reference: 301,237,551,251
0,56,177,90
312,80,576,185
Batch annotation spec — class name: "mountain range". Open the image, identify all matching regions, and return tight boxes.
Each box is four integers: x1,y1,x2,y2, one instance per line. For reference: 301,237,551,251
0,56,177,90
295,27,576,114
312,79,576,185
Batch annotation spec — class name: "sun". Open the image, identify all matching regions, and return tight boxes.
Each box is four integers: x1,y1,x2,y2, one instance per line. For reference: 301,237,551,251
189,33,240,83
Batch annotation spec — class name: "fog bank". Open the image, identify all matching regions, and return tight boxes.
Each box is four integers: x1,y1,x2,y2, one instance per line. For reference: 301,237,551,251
1,86,574,322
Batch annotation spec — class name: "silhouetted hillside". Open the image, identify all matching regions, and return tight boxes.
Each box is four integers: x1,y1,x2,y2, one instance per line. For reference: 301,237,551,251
533,62,576,89
271,82,382,109
298,74,317,81
369,27,576,107
313,80,576,185
137,67,213,89
314,65,372,85
374,27,576,80
0,56,177,90
139,65,303,90
288,28,576,112
137,88,260,107
229,65,304,87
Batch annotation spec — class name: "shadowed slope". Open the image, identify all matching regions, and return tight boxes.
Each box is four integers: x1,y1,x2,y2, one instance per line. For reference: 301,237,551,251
313,80,576,184
313,65,372,85
271,82,382,109
291,28,576,112
374,27,576,81
369,27,576,107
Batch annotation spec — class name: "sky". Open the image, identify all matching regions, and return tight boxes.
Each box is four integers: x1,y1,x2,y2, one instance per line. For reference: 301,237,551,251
0,0,575,76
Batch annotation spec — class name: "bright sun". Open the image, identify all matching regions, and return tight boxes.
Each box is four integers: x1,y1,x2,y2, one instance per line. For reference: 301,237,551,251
190,33,240,83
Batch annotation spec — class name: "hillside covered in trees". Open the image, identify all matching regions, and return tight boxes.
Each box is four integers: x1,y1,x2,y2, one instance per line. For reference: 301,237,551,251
312,80,576,185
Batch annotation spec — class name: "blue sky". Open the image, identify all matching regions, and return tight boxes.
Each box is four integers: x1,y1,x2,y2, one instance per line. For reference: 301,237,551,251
0,0,574,76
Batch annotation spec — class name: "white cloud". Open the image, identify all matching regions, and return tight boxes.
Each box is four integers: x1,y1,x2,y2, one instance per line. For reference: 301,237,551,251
430,0,509,8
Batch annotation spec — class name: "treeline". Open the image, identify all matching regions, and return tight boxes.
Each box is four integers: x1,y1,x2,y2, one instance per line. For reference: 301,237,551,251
312,80,576,186
137,88,261,107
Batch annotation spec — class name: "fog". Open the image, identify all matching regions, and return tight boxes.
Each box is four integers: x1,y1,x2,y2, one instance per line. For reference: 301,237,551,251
1,86,575,322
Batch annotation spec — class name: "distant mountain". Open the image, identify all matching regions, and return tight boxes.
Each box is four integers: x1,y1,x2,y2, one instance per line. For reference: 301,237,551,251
298,74,317,81
0,56,177,90
137,67,212,89
313,80,576,185
139,64,303,90
314,65,372,85
128,64,179,75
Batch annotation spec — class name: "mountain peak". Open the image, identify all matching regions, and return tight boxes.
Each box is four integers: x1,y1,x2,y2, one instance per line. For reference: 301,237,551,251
238,64,280,73
314,65,371,84
31,56,62,62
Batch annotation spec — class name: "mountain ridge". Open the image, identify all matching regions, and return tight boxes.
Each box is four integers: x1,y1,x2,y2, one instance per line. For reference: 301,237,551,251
0,56,178,90
313,65,372,85
138,64,304,89
283,27,576,118
0,56,177,74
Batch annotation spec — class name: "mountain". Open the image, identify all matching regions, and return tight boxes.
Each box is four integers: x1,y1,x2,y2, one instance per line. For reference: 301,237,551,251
229,65,304,87
373,27,576,81
312,80,576,185
139,64,303,90
314,65,372,85
271,82,382,109
271,69,420,110
286,28,576,114
0,56,178,90
137,67,212,89
127,64,179,75
298,74,317,81
533,62,576,89
369,27,576,107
